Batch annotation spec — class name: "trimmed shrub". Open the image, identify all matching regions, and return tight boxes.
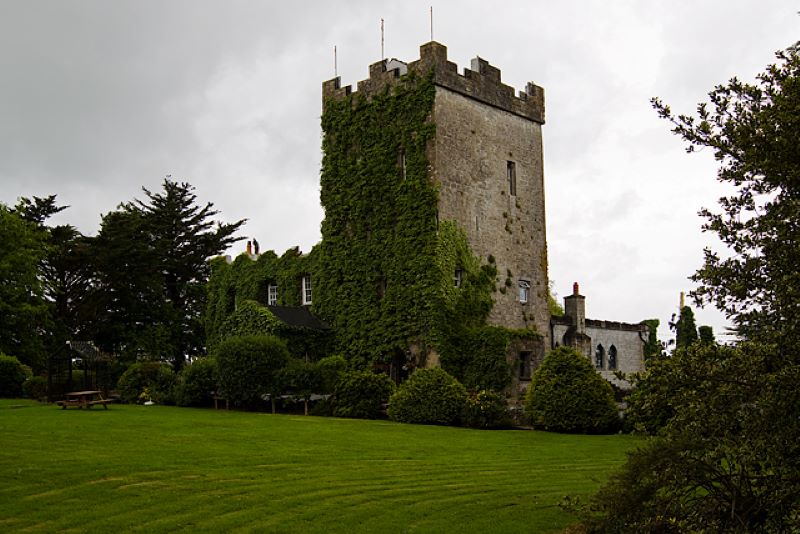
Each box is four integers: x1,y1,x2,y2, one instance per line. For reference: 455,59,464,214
388,368,467,426
279,358,322,415
215,335,289,408
461,389,511,429
0,353,31,397
317,355,348,394
23,376,48,400
333,370,395,419
174,357,218,407
524,346,619,434
117,362,176,404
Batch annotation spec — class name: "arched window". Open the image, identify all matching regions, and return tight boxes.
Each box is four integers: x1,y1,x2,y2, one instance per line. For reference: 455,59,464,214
595,344,605,370
608,345,618,370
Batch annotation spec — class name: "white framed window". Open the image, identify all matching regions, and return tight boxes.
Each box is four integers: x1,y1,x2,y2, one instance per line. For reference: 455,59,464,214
453,269,463,288
268,283,278,306
518,279,530,304
302,275,312,305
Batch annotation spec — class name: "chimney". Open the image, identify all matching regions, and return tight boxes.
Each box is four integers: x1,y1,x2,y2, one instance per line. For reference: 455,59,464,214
246,240,252,256
564,281,586,335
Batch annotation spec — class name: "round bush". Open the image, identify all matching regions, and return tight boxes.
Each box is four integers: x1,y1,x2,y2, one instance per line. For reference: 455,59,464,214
0,353,31,397
215,335,289,408
333,370,395,419
524,346,619,433
117,362,176,404
388,368,467,426
174,357,218,407
23,375,48,400
461,389,511,429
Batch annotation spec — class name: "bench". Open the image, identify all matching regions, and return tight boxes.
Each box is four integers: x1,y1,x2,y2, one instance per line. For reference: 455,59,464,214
213,395,229,410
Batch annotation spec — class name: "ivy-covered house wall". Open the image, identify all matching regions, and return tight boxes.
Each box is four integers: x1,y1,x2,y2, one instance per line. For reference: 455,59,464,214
205,247,330,359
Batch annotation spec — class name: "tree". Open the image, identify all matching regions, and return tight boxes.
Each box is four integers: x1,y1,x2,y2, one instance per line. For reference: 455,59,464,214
587,343,800,532
673,305,698,349
0,204,48,370
93,180,245,369
586,47,800,531
653,48,800,349
524,346,619,434
15,196,97,360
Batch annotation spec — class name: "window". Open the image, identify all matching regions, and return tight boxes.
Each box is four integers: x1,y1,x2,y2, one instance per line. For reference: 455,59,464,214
268,283,278,306
608,345,617,370
399,148,407,180
518,280,530,304
519,351,532,380
453,269,463,288
595,344,605,370
507,161,517,196
302,275,312,305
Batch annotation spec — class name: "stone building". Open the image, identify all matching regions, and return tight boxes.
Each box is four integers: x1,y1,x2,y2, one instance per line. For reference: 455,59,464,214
551,283,647,387
211,40,647,392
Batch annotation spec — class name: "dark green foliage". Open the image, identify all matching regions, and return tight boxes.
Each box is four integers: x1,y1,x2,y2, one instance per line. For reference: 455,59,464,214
0,353,32,397
209,298,330,361
93,180,245,370
698,325,715,344
23,376,48,400
461,389,511,429
673,305,698,349
205,248,321,355
280,358,322,415
0,205,48,371
623,353,679,434
174,357,218,407
316,355,348,394
14,196,96,374
653,49,800,349
214,335,289,408
316,74,438,366
525,346,619,434
388,368,467,426
640,318,663,360
439,326,512,391
116,362,176,404
333,370,395,419
587,343,800,532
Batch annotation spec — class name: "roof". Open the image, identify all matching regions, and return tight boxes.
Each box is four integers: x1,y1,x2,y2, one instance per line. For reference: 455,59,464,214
267,306,329,331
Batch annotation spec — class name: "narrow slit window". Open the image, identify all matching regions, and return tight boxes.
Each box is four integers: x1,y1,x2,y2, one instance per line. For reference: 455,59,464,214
400,150,407,180
507,161,517,196
595,344,605,370
453,269,463,288
608,345,617,370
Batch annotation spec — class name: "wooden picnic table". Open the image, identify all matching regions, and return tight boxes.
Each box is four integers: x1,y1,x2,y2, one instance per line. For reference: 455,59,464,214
57,390,112,410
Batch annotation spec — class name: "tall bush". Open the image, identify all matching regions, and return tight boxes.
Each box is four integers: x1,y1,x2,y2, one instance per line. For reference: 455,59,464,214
214,335,289,409
117,362,176,404
524,346,619,434
333,370,395,419
461,389,511,429
388,368,467,426
174,357,218,407
0,353,31,397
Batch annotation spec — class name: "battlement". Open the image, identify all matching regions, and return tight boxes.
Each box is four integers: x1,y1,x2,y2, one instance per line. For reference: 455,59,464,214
322,41,545,123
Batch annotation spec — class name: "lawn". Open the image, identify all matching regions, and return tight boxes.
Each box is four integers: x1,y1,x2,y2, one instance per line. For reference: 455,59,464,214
0,399,637,533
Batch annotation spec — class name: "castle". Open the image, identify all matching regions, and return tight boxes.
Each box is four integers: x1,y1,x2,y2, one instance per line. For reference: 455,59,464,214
208,41,646,393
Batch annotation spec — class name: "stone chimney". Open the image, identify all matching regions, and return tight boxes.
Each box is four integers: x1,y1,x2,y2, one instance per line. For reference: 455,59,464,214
564,282,586,335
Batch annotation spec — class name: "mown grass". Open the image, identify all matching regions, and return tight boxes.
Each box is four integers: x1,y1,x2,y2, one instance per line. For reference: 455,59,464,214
0,399,637,532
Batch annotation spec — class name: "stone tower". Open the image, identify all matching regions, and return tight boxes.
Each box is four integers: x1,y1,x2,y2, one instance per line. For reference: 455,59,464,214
321,42,550,366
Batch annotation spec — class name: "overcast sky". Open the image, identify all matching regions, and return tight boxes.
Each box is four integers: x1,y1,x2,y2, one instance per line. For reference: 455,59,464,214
1,1,797,343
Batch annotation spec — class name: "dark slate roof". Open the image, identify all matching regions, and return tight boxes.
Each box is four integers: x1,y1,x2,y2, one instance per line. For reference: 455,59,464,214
267,306,330,331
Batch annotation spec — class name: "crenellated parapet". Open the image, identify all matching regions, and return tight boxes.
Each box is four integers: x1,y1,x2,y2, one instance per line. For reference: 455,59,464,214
322,41,545,123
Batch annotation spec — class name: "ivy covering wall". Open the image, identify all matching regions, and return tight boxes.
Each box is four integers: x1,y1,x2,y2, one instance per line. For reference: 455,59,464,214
205,247,318,352
205,70,542,392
